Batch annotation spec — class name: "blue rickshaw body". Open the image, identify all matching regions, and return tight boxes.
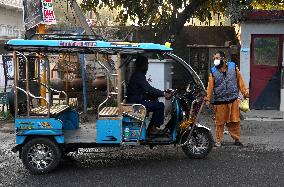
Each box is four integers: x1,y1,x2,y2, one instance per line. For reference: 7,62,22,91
15,117,64,144
15,116,148,145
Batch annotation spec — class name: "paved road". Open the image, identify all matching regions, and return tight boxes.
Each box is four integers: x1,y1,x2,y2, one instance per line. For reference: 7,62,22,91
0,114,284,187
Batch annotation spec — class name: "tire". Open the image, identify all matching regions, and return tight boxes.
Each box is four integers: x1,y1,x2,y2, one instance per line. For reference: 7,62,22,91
181,127,214,159
21,138,61,174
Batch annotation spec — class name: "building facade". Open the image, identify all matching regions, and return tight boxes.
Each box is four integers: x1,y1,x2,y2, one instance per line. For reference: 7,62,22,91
0,0,24,91
0,0,24,49
240,10,284,110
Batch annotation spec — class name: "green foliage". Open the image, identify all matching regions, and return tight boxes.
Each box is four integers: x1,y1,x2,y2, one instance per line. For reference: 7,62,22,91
252,0,284,9
80,0,283,37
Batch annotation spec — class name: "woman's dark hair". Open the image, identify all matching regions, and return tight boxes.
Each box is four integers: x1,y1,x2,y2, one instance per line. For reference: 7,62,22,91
135,55,148,70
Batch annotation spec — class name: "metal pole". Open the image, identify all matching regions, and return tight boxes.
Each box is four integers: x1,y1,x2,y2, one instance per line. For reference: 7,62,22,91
37,58,40,82
80,54,87,114
38,24,47,106
13,51,18,117
46,57,51,118
97,60,110,118
116,53,122,108
25,54,30,117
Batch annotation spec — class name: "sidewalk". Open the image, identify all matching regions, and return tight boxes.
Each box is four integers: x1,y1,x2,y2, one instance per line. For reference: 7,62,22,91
0,121,14,133
243,110,284,121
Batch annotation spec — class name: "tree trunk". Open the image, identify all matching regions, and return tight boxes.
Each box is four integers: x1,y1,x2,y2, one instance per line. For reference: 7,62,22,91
162,0,208,42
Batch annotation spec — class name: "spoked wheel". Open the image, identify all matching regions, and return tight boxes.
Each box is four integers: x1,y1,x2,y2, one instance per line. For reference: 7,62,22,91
22,138,61,174
181,127,214,159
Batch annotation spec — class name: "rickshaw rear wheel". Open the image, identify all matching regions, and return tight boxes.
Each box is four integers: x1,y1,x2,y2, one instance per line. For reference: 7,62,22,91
181,127,214,159
22,137,61,174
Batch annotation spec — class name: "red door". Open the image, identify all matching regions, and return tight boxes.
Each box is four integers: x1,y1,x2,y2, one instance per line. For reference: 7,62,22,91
250,35,283,110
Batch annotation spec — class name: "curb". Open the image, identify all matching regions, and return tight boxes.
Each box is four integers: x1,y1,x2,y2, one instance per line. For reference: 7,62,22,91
244,117,284,122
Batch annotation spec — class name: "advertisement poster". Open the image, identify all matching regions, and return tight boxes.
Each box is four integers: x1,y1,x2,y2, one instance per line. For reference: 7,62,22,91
23,0,43,30
41,0,57,24
23,0,56,30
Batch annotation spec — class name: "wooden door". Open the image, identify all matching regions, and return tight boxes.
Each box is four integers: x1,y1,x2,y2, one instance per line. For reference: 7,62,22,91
250,35,283,110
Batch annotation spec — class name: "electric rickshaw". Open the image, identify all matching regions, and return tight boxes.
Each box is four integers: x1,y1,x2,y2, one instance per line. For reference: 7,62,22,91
5,36,213,174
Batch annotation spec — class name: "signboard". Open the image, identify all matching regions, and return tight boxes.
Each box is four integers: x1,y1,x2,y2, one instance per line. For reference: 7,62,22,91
23,0,56,30
23,0,43,30
2,55,14,91
42,0,56,24
2,56,13,80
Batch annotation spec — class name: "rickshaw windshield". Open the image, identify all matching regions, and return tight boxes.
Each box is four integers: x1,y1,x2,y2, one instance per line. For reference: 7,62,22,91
166,53,205,93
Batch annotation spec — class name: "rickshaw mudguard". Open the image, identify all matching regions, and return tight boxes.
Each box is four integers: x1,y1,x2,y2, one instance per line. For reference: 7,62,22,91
16,134,64,145
15,118,64,144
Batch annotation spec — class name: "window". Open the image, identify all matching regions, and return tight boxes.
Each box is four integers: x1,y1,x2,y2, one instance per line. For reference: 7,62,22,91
253,38,279,66
2,25,7,36
7,25,12,36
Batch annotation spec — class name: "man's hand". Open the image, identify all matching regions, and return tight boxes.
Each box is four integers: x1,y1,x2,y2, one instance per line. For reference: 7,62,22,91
205,100,210,106
204,97,210,106
244,93,249,99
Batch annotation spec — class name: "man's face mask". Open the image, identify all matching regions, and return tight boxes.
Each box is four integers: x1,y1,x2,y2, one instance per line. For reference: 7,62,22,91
214,59,221,66
214,59,224,69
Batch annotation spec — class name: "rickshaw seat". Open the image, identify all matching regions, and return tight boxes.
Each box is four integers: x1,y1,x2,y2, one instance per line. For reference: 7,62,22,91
120,104,147,121
99,107,119,117
31,105,70,116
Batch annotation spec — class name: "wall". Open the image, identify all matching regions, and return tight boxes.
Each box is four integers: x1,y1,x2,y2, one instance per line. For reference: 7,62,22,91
240,21,284,88
0,0,23,8
134,26,238,89
0,3,24,54
135,26,238,63
0,6,23,39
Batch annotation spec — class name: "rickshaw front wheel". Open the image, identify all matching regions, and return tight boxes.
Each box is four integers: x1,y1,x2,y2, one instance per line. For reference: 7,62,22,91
22,137,61,174
181,127,214,159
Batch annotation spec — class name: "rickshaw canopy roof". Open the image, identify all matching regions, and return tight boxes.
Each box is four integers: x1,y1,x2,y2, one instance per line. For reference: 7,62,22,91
5,39,173,54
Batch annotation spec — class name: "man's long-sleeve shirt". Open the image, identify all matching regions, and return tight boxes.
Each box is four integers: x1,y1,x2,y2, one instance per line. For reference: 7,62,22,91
206,67,248,103
206,66,249,123
127,70,164,103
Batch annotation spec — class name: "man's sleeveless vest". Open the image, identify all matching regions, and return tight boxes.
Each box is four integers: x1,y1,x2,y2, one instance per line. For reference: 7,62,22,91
211,62,239,103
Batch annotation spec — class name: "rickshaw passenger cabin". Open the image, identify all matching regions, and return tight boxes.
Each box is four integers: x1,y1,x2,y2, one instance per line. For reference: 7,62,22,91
5,37,173,146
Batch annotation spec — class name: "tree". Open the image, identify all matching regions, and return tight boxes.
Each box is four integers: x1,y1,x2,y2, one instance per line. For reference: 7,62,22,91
80,0,284,40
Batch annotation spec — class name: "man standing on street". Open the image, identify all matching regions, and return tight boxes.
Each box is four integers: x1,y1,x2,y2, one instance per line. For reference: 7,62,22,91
205,51,249,147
